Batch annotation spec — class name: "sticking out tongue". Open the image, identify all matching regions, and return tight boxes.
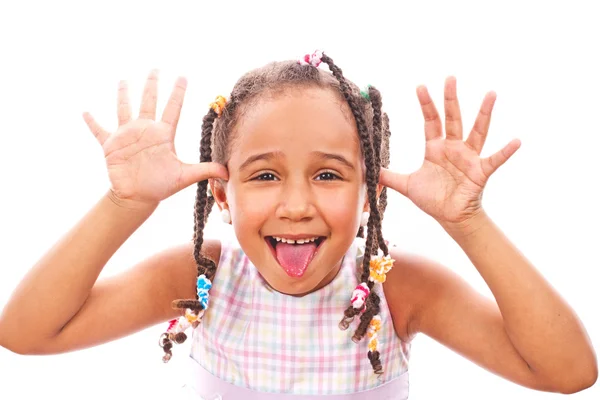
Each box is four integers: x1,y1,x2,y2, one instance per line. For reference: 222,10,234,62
275,241,318,277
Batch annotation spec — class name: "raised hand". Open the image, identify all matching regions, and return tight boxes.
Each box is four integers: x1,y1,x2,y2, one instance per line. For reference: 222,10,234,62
379,77,520,226
83,70,228,206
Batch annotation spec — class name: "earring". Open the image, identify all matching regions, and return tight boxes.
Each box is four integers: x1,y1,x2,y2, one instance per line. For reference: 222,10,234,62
361,211,369,227
221,209,231,224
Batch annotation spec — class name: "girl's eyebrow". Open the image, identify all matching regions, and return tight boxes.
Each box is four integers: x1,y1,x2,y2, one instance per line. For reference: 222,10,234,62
311,151,355,170
239,151,355,171
239,151,284,171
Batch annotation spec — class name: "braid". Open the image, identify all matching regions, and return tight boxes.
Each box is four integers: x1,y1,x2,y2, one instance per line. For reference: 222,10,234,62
192,108,219,281
205,191,216,224
366,85,389,254
378,113,391,218
357,226,365,238
159,107,219,362
320,54,387,375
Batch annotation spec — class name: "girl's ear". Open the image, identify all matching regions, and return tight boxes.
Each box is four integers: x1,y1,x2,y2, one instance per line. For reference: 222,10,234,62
209,178,228,210
363,184,384,212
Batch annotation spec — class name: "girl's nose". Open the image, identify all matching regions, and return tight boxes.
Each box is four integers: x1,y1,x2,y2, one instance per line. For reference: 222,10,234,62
275,181,316,222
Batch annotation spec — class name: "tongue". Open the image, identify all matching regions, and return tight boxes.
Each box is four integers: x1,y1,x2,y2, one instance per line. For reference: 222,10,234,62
275,242,318,277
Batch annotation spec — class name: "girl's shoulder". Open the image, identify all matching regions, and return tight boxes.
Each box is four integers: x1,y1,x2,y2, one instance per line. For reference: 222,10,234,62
380,245,432,344
350,237,417,343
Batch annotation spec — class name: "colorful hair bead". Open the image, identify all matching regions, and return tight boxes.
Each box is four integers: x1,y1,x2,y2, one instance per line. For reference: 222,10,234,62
368,255,394,283
367,315,382,352
351,282,370,310
185,308,203,324
197,274,212,309
210,95,227,116
360,85,372,101
298,50,324,67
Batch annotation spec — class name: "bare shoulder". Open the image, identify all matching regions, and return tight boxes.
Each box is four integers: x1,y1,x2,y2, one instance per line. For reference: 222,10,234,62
382,246,450,343
382,246,548,390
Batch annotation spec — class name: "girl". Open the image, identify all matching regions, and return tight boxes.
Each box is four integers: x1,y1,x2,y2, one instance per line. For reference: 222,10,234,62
0,51,596,399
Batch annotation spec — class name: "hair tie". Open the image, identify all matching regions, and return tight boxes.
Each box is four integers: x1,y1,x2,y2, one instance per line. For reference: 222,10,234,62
298,50,324,67
360,85,372,101
351,282,370,310
367,315,382,352
209,95,227,116
368,254,394,283
197,274,212,309
160,274,213,362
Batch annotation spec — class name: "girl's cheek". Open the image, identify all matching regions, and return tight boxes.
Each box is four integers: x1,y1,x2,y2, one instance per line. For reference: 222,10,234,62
232,188,277,221
318,191,361,228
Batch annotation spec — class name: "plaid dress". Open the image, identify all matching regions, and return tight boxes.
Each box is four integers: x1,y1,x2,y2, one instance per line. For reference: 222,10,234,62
187,236,411,398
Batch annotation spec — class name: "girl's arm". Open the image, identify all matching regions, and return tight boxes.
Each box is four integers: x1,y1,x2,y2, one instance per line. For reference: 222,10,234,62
385,212,597,394
443,212,596,390
0,192,155,352
0,192,217,355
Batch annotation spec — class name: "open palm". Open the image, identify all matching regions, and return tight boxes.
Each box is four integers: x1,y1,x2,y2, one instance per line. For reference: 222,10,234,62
380,77,521,225
83,70,228,205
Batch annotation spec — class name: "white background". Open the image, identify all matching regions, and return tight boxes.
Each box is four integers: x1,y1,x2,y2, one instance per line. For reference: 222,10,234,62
0,0,598,398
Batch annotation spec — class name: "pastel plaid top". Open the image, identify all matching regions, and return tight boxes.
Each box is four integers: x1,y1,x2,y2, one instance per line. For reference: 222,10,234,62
187,235,411,397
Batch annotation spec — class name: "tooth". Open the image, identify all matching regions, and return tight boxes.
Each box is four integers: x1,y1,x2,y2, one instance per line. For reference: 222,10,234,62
297,239,305,244
276,237,281,242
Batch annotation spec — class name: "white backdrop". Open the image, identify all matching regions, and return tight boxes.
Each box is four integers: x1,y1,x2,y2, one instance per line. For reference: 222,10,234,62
0,0,598,399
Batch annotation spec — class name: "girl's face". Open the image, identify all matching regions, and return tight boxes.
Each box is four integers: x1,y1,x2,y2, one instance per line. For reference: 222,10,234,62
215,87,368,296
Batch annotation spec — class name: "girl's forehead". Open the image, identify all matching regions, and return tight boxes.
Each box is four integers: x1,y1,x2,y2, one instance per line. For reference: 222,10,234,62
229,88,361,165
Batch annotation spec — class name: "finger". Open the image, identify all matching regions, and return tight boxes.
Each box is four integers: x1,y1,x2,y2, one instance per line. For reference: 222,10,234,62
444,76,463,140
139,69,159,120
379,167,409,197
117,80,132,126
481,139,521,177
466,91,496,154
161,76,188,131
179,162,229,190
82,112,110,146
416,86,443,141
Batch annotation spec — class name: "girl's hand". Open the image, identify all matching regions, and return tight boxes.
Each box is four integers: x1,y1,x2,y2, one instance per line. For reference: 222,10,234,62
379,77,520,226
83,70,228,207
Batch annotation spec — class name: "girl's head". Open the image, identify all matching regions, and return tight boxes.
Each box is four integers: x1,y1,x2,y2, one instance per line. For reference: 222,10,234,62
163,52,392,375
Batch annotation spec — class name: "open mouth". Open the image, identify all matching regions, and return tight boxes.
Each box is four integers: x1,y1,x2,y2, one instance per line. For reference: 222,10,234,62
265,236,326,278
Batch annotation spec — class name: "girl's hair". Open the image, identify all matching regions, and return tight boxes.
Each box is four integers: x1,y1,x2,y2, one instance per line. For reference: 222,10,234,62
161,54,392,375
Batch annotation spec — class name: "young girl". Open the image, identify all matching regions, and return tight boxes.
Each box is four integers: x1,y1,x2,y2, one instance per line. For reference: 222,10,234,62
0,51,596,399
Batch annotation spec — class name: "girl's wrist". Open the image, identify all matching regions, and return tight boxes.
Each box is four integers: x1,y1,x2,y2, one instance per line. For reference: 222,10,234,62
106,189,159,214
440,209,491,240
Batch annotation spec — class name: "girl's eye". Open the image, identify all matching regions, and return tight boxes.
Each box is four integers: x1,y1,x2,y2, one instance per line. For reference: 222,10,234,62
254,173,278,181
252,172,340,181
315,172,340,181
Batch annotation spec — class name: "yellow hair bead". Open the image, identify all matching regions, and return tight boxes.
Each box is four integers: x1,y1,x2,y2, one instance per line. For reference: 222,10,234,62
209,95,227,116
368,338,379,352
369,255,394,283
367,317,382,338
185,308,200,323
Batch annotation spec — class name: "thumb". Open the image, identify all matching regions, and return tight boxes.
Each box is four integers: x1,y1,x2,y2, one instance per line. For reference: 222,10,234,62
379,168,409,197
179,162,229,189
